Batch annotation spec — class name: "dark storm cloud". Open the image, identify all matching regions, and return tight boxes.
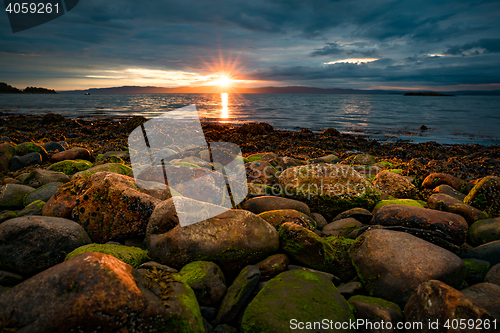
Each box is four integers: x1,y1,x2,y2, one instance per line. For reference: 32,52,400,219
444,38,500,56
310,42,377,57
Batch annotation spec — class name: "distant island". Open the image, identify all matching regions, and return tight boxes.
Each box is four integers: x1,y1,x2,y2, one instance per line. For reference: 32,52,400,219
404,91,454,96
0,82,57,94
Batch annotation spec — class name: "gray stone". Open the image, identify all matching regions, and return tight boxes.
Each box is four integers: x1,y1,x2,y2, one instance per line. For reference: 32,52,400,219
9,152,42,171
323,218,363,237
461,240,500,266
461,282,500,320
332,207,372,224
22,169,70,188
0,184,35,209
485,263,500,286
348,295,403,333
241,196,311,216
17,200,45,217
24,182,62,206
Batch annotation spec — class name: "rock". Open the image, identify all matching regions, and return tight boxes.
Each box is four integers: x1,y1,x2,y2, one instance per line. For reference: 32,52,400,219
0,184,35,209
176,261,227,307
433,184,466,201
351,154,377,165
200,306,218,321
321,127,341,137
95,154,125,165
42,141,65,153
214,265,260,325
373,170,418,199
260,152,278,162
349,229,466,307
464,176,500,217
2,177,20,184
241,270,355,333
428,193,487,225
0,143,14,172
312,212,328,229
279,222,356,281
337,282,364,298
0,216,91,276
0,252,204,333
71,172,160,243
50,147,91,162
65,243,148,268
24,182,62,206
422,172,464,191
17,200,45,216
72,163,132,179
101,150,130,160
461,282,500,320
137,261,178,273
485,263,500,286
372,204,468,245
0,210,16,223
463,258,490,285
372,198,425,215
348,295,403,333
245,161,277,186
22,168,70,188
323,218,363,237
404,280,496,332
461,240,500,266
0,270,23,286
238,122,274,135
468,217,500,246
146,203,279,275
255,254,289,281
241,196,311,216
47,159,93,176
315,154,339,163
41,177,87,218
332,207,372,224
258,209,316,230
14,142,48,161
9,152,43,171
268,156,306,170
245,153,264,162
214,324,237,333
278,164,380,220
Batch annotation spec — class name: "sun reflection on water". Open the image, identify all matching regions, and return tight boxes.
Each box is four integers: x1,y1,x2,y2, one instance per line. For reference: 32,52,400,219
221,93,229,119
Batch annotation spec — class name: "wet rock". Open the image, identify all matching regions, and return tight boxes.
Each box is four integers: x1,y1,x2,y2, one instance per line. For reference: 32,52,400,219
433,184,466,201
42,177,86,218
95,154,125,165
200,306,218,321
176,261,227,307
373,170,418,199
279,222,356,281
214,265,260,325
50,147,91,162
468,217,500,246
146,204,279,275
0,270,23,287
101,150,130,160
321,127,341,137
255,254,289,281
241,196,311,215
245,161,277,186
47,159,93,176
278,164,380,220
2,177,20,184
404,280,496,332
461,240,500,266
268,156,306,170
428,193,487,225
348,295,403,333
461,282,500,320
463,258,490,285
0,183,35,209
0,143,14,172
24,182,62,206
260,152,278,162
422,172,464,191
14,142,48,161
349,229,466,307
332,207,372,224
323,218,363,237
72,172,160,243
258,209,316,230
239,122,273,135
485,263,500,286
9,152,43,171
0,252,204,333
17,200,45,216
312,212,328,229
464,176,500,217
286,265,341,285
65,243,148,268
372,204,468,245
241,270,355,333
22,168,70,188
42,141,65,153
372,198,425,215
315,154,340,163
337,282,364,299
0,210,16,223
72,162,132,179
351,154,377,166
138,261,178,273
0,216,91,276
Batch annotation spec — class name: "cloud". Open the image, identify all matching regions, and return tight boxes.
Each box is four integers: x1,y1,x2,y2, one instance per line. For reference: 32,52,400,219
444,38,500,56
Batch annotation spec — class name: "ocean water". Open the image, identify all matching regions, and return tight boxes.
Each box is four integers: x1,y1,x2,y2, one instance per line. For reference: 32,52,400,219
1,93,499,145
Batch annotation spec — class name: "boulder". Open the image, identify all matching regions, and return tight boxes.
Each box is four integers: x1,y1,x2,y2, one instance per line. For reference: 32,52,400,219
0,216,91,276
422,173,464,191
47,159,93,175
0,143,14,172
468,217,500,247
255,254,289,281
428,193,487,225
464,176,500,217
312,212,328,230
245,161,277,186
433,184,466,201
463,258,490,285
238,122,273,135
241,196,311,216
0,210,16,224
278,164,380,220
22,168,70,188
9,152,43,171
350,154,377,165
373,170,417,198
14,142,48,161
65,243,148,268
258,209,316,230
17,200,45,217
348,295,403,333
42,177,87,218
372,199,424,215
332,207,372,224
0,252,204,333
42,141,65,153
485,263,500,286
0,183,35,209
349,229,466,307
51,147,91,162
72,163,132,179
241,270,355,333
24,182,62,206
461,282,500,320
323,218,363,237
461,240,500,266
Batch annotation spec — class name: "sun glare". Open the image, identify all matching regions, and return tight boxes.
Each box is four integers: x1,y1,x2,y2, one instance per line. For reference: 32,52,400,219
214,75,232,87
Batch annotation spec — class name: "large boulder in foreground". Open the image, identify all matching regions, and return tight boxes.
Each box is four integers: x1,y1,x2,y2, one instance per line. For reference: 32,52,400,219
241,270,355,333
0,216,91,276
278,164,380,220
349,229,466,307
147,199,279,274
0,252,204,333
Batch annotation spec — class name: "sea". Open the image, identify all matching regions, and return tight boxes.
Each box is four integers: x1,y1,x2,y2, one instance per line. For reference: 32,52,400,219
1,93,499,145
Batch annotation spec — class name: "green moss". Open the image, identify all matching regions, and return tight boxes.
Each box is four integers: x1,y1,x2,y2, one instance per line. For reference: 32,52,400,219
373,199,424,212
388,169,403,173
176,284,204,333
176,261,210,285
73,163,132,179
172,162,201,168
47,159,93,176
379,161,393,168
246,153,264,162
95,155,124,164
65,244,148,268
463,259,490,275
348,295,402,313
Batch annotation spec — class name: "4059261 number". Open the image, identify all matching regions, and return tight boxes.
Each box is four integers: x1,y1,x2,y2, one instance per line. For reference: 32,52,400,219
5,2,59,14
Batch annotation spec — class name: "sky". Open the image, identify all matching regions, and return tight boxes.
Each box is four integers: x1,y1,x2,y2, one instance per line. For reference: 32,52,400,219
1,0,500,91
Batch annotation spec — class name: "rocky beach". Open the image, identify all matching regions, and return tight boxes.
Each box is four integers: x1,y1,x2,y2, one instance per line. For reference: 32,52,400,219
0,112,499,332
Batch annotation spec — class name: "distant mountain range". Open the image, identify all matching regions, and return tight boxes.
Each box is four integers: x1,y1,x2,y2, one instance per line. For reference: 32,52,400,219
0,82,57,94
58,85,500,95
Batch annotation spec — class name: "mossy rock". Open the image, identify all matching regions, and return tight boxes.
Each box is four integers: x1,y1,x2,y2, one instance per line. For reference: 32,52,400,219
372,198,425,214
72,163,132,179
348,295,402,312
464,176,500,217
241,270,355,333
463,258,490,285
468,217,500,247
246,153,264,162
14,142,48,161
95,155,125,165
65,244,148,268
17,199,45,216
47,159,93,176
247,183,280,196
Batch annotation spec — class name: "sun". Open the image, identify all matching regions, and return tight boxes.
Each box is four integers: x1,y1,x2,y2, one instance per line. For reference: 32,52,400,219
214,75,232,87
